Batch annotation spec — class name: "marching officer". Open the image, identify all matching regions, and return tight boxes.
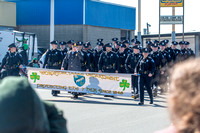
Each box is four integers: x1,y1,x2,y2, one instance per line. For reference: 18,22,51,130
135,48,155,105
123,40,133,55
60,41,68,60
164,39,175,63
98,43,119,73
43,40,62,96
0,43,23,78
146,41,153,52
125,45,142,98
66,40,74,51
83,42,94,72
185,41,195,59
150,43,164,97
177,41,186,62
93,42,104,72
112,38,120,52
61,42,84,99
116,43,128,73
171,41,180,62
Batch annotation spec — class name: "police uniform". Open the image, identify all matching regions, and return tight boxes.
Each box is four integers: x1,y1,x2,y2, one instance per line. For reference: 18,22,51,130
43,41,62,96
93,42,104,72
62,42,84,71
83,42,94,72
146,41,153,52
0,43,23,78
185,41,195,59
125,45,142,96
112,38,119,53
98,43,119,73
149,43,163,97
116,43,128,73
163,40,175,63
176,41,187,62
66,40,74,51
171,41,180,62
123,40,133,55
136,48,155,105
59,41,68,61
159,42,171,67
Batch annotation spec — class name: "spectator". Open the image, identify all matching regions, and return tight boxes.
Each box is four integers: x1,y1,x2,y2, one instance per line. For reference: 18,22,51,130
28,58,40,68
155,58,200,133
0,77,68,133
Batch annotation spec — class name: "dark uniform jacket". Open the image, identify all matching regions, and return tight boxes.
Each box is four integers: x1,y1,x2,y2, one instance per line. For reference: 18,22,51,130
136,56,156,75
0,52,23,71
81,50,90,71
43,49,62,69
62,50,84,71
61,48,68,61
124,48,133,55
149,51,163,70
159,50,171,67
93,49,103,72
125,53,142,73
98,51,119,73
116,51,128,73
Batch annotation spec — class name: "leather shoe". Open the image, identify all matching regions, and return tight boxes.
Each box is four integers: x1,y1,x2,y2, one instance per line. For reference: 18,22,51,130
138,102,144,105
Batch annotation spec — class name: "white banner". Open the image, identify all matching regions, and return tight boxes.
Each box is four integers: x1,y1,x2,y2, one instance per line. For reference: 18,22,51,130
27,68,133,97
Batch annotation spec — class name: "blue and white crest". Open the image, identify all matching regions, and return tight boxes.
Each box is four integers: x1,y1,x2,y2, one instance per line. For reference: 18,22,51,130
74,75,86,87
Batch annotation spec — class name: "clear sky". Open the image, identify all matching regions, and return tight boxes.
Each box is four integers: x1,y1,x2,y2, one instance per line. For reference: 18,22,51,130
101,0,200,35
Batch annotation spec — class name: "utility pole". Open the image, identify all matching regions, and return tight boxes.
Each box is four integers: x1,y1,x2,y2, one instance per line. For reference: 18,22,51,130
50,0,55,49
172,7,176,42
138,0,142,43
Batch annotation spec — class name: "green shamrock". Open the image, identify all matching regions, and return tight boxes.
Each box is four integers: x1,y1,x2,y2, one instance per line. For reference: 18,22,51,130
30,72,40,83
120,79,130,91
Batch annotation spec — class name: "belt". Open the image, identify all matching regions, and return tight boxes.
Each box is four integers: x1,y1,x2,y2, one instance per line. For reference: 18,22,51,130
103,66,113,69
120,65,125,68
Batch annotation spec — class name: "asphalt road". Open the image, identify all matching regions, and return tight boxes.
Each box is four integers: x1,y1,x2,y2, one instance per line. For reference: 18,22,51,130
36,89,170,133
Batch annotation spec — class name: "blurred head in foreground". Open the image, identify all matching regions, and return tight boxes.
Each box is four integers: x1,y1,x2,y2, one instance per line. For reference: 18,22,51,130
168,58,200,133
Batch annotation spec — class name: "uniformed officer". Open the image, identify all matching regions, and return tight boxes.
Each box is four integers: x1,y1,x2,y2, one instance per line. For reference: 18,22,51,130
66,40,74,51
146,41,153,52
0,43,23,78
171,41,180,62
131,38,137,47
98,43,119,73
59,41,68,60
112,38,120,52
164,39,175,63
125,45,142,98
123,40,133,55
135,48,155,105
61,42,84,71
159,41,171,94
97,38,103,43
83,42,94,72
116,43,128,73
43,40,62,96
93,42,104,72
177,41,186,61
185,41,195,59
61,42,84,99
150,43,164,97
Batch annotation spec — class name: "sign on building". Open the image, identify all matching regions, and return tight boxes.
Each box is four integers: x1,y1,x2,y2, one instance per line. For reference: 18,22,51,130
160,16,183,24
160,0,183,7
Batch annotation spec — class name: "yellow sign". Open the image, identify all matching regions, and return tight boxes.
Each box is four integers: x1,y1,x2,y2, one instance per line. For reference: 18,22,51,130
160,0,183,7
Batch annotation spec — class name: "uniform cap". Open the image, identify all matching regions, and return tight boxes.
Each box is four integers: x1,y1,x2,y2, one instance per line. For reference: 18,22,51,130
179,41,185,45
185,41,190,45
135,41,141,45
112,38,118,42
172,41,178,45
97,39,103,42
8,43,16,48
142,48,149,53
154,40,159,44
164,39,169,44
146,41,153,45
76,41,83,46
67,40,74,44
123,40,130,44
50,40,58,45
119,43,126,48
133,45,140,49
97,42,104,46
152,43,158,47
59,41,67,45
105,43,112,47
159,41,166,46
